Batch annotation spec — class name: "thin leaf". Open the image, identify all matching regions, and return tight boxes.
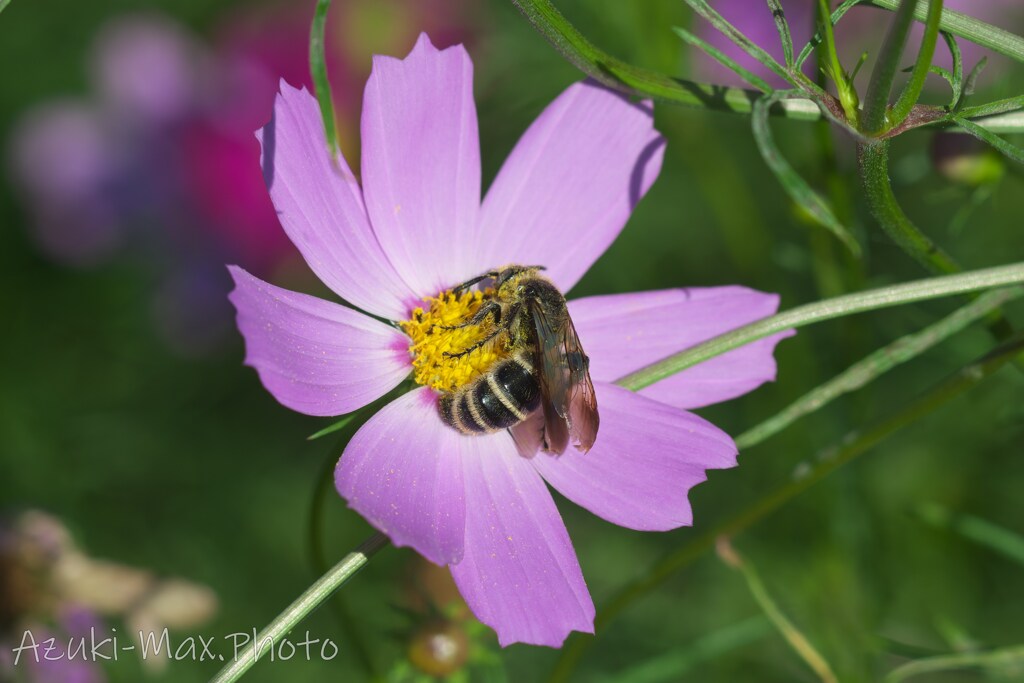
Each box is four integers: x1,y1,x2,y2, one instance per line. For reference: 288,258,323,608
941,31,963,108
752,92,862,256
673,26,772,92
917,503,1024,567
683,0,812,93
961,55,988,102
766,0,794,68
307,412,359,440
0,0,11,14
310,0,338,156
952,114,1024,166
956,92,1021,119
797,0,863,69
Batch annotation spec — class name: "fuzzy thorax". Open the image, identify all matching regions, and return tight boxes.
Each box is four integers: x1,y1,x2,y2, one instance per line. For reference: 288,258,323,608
400,289,508,392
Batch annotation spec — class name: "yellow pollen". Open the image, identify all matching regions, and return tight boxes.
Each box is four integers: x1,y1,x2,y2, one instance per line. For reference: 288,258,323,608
400,289,508,392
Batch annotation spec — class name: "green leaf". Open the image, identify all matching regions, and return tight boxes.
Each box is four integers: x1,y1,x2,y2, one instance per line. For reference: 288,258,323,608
796,0,863,69
683,0,810,92
752,92,861,257
0,0,11,14
952,114,1024,165
917,503,1024,567
766,0,794,68
961,55,988,102
307,412,359,440
941,31,963,108
870,0,1024,64
672,26,772,92
310,0,339,156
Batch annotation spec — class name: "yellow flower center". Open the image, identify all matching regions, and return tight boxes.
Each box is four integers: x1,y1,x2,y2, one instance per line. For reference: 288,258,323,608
399,289,510,392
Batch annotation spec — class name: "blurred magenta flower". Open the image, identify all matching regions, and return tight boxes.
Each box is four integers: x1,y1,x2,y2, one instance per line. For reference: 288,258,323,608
692,0,1022,89
7,1,476,356
230,35,789,646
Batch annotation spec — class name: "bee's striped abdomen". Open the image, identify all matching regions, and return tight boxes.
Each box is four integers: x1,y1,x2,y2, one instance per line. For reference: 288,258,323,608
439,353,540,435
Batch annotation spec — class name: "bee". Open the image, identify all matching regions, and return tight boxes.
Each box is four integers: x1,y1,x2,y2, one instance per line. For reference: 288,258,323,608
437,265,599,455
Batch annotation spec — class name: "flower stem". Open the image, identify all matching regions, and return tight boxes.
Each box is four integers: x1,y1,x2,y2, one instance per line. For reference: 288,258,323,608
615,261,1024,392
717,540,839,683
888,0,943,130
735,286,1024,449
862,0,918,134
209,532,389,683
550,333,1024,683
858,141,959,274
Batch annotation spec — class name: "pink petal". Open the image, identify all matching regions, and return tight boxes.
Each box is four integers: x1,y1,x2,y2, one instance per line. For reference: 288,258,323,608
450,433,594,647
335,387,467,565
533,383,736,530
228,266,411,416
361,34,481,297
477,81,665,293
258,82,418,320
569,287,791,409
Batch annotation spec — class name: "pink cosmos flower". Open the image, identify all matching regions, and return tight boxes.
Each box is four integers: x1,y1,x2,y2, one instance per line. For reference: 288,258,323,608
229,35,789,647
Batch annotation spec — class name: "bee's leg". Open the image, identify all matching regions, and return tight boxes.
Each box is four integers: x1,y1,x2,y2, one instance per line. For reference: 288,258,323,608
451,271,501,296
439,301,502,331
443,326,505,358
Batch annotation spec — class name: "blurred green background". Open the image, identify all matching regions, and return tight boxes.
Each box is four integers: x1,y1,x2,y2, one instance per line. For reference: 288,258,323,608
2,1,1023,681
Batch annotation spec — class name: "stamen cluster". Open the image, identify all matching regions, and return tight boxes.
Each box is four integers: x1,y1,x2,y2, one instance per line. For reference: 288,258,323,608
400,289,507,392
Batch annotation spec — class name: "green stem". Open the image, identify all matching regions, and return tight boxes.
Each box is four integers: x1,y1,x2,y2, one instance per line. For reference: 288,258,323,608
869,0,1024,64
310,0,339,156
209,533,389,683
549,334,1024,683
862,0,918,133
718,541,839,683
615,261,1024,391
885,644,1024,682
735,286,1024,449
857,140,960,274
889,0,943,130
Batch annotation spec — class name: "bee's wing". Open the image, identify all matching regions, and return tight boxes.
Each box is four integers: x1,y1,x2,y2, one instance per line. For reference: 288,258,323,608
529,300,599,454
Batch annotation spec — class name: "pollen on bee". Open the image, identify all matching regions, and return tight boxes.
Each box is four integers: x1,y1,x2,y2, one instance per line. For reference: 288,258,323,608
400,288,508,392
